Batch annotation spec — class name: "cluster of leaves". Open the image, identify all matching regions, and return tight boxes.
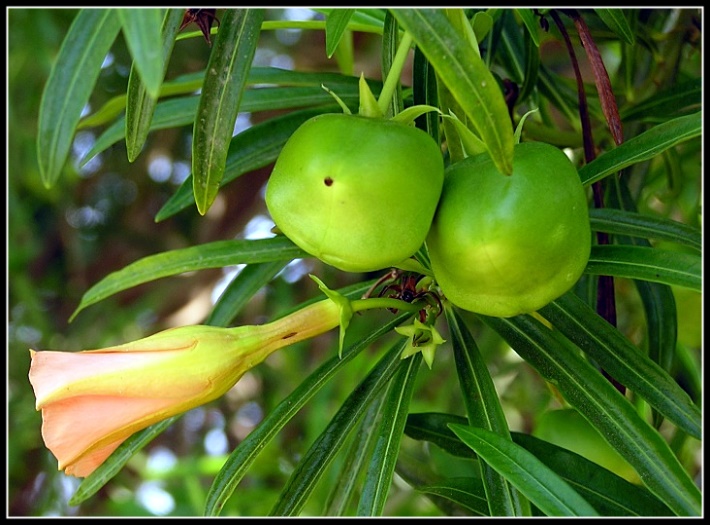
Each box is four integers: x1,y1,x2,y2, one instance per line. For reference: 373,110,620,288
35,8,701,517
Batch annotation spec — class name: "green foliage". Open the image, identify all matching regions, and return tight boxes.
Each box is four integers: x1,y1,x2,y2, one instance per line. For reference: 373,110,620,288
11,7,702,517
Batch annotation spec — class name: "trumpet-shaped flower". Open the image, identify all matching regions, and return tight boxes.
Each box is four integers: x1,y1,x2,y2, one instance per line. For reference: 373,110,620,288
29,299,341,477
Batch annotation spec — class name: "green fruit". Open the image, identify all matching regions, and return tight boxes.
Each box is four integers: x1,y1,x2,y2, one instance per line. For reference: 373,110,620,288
265,113,444,273
427,141,591,317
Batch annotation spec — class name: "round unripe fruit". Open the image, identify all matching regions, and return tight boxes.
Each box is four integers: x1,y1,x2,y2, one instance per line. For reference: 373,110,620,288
265,113,444,273
427,142,591,317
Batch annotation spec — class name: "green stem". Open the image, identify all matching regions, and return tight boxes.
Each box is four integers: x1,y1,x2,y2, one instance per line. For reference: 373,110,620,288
352,297,422,314
377,31,414,116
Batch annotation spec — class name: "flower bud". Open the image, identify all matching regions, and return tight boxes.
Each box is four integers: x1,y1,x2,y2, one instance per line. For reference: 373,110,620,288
28,299,341,477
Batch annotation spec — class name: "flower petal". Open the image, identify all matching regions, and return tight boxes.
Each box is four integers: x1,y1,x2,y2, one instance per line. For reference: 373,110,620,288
41,395,178,474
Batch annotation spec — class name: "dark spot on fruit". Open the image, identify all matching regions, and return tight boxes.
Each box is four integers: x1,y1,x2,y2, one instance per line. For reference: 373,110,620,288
281,332,297,340
324,177,333,186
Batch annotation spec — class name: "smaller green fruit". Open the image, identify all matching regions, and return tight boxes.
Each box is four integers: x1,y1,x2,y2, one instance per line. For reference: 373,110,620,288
427,142,591,317
265,113,444,273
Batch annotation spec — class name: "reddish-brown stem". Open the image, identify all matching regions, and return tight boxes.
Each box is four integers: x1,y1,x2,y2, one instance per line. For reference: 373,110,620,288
550,10,623,394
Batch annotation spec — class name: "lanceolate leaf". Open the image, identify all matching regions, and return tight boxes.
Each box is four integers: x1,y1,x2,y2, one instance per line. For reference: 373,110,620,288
192,9,264,215
405,413,673,516
540,292,701,439
37,9,122,188
357,353,421,516
594,9,635,45
81,88,360,168
80,66,375,129
605,176,680,382
416,477,490,516
585,245,701,292
124,8,184,162
578,111,701,186
269,339,411,516
118,9,165,99
589,208,701,254
449,425,599,516
446,307,528,516
325,396,384,515
325,8,355,58
480,314,701,516
620,78,701,122
70,237,307,321
393,9,514,175
512,433,672,517
204,313,411,517
155,106,338,221
205,260,290,328
515,8,540,47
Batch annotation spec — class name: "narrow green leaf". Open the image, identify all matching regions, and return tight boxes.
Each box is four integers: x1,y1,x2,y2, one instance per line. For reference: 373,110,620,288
515,8,540,47
70,237,307,321
605,176,680,379
315,8,386,29
589,208,701,254
205,260,289,328
541,292,701,439
412,48,440,139
155,106,337,221
517,23,540,105
446,307,527,516
204,312,411,516
125,8,183,162
480,314,701,516
192,9,264,215
69,416,180,505
357,353,422,516
405,412,472,458
37,9,122,188
118,9,165,99
595,9,635,45
393,9,514,175
79,66,373,129
621,78,701,122
416,477,490,516
325,8,355,58
324,396,384,515
578,112,701,186
585,245,701,292
406,412,673,516
81,87,360,168
380,12,403,117
269,338,410,516
511,433,673,517
449,425,599,517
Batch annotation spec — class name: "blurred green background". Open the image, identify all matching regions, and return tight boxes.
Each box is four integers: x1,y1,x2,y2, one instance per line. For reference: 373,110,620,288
8,8,702,517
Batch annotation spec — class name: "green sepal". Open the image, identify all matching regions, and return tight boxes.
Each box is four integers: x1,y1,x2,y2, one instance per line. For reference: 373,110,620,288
321,84,352,115
395,319,446,369
442,110,488,157
310,275,354,358
358,73,384,118
513,108,539,144
390,104,442,127
393,257,434,278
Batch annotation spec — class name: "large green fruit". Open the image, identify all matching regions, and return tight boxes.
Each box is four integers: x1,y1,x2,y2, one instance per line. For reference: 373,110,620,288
427,142,591,317
265,113,444,273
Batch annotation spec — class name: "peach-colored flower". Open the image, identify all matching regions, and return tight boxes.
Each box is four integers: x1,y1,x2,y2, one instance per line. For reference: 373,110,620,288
29,298,341,477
